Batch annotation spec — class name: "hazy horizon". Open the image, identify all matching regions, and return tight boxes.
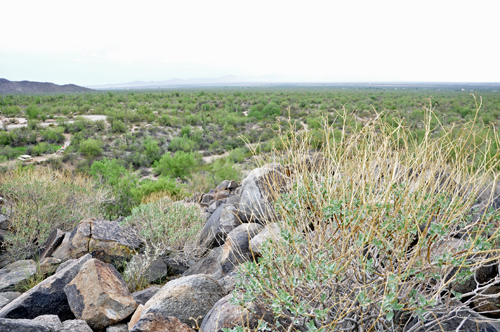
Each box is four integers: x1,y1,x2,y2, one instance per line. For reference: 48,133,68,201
1,0,499,86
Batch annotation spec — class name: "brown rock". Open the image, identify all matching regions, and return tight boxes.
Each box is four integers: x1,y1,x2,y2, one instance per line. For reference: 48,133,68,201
64,259,137,331
130,312,195,332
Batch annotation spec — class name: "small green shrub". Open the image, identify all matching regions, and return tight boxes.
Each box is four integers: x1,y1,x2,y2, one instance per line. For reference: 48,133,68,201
154,151,197,179
79,138,103,158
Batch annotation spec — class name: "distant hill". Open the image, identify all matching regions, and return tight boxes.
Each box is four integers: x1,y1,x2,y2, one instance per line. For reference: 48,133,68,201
0,78,94,94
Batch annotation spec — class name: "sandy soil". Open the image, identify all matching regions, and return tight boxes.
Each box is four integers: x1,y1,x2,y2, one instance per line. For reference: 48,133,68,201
4,115,107,130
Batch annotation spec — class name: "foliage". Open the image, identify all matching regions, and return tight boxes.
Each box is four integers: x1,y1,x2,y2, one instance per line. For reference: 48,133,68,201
154,151,197,179
79,138,103,157
0,166,109,260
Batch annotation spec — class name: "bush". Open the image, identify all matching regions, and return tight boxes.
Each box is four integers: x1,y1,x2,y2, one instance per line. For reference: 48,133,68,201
41,127,65,144
136,176,189,203
79,138,103,158
112,120,127,133
230,104,500,331
154,151,197,179
168,135,197,152
122,197,204,290
0,167,109,260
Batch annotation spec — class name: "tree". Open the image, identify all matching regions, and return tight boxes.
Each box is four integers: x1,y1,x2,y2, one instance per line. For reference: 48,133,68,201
154,151,197,179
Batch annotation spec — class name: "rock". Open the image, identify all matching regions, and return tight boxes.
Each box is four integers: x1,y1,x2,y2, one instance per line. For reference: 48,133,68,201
201,194,214,205
0,214,9,230
0,318,53,332
51,232,72,262
0,260,37,292
163,258,190,275
249,222,281,256
183,247,223,279
472,285,500,317
216,180,231,191
69,219,141,266
39,229,65,261
403,303,500,331
449,260,498,295
220,223,263,275
227,180,238,190
0,292,21,309
238,165,290,223
55,258,76,274
132,287,160,306
214,190,230,201
138,274,225,326
128,304,143,330
200,294,288,332
39,257,62,275
130,312,195,332
33,315,62,331
125,254,168,284
219,271,237,294
64,258,137,331
199,204,242,249
0,254,92,320
106,323,129,332
61,320,93,332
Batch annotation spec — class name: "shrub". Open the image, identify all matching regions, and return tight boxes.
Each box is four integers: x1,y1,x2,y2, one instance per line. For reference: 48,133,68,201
112,120,127,133
136,176,189,203
0,167,109,260
41,127,65,144
154,151,197,179
230,102,500,331
168,135,197,152
121,198,204,290
79,138,103,158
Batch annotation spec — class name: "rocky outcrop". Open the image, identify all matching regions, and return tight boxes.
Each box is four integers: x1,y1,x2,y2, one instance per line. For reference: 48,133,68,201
0,318,54,332
69,219,142,266
64,259,137,331
136,274,225,327
0,260,37,292
0,254,92,320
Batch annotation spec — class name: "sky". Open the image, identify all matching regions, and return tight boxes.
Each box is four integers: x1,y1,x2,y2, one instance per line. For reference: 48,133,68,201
1,0,499,86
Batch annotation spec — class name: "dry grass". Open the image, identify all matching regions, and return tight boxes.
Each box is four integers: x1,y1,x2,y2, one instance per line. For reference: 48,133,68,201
230,98,500,331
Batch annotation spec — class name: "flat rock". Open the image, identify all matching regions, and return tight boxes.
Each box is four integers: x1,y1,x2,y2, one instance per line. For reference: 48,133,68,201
61,319,93,332
0,318,53,332
132,287,160,306
130,312,195,332
33,315,62,331
138,274,225,326
0,254,92,320
0,260,37,292
220,223,263,275
64,258,137,331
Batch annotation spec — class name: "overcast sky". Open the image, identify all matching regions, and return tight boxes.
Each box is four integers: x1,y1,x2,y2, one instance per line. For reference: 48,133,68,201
1,0,499,86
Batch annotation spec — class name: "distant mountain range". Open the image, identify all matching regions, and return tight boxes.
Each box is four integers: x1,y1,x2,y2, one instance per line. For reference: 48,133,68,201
0,78,93,94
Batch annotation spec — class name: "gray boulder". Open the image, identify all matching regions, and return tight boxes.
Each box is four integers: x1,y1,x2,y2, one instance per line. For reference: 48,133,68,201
183,246,223,279
249,222,281,256
238,165,290,223
0,318,53,332
0,254,92,320
61,320,93,332
125,254,168,285
0,260,37,292
39,229,65,261
33,315,62,331
220,223,263,275
51,232,72,262
138,274,225,326
132,286,160,306
106,323,129,332
199,204,242,249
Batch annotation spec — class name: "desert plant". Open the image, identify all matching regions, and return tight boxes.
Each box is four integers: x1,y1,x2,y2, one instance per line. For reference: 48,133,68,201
0,166,110,260
229,100,500,331
121,197,204,291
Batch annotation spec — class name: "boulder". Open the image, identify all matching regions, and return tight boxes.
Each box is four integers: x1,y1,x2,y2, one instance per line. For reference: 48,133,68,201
64,258,137,331
216,180,231,191
125,254,168,285
220,223,263,275
138,274,225,326
0,318,54,332
238,165,290,223
219,271,237,294
51,232,72,262
132,287,160,306
0,254,92,320
39,257,62,275
39,229,65,261
61,320,93,332
183,246,223,279
163,258,190,275
128,305,143,330
201,294,288,332
0,260,37,292
130,312,195,332
69,219,141,266
249,222,281,256
0,214,9,230
106,323,129,332
199,204,242,249
33,315,62,331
